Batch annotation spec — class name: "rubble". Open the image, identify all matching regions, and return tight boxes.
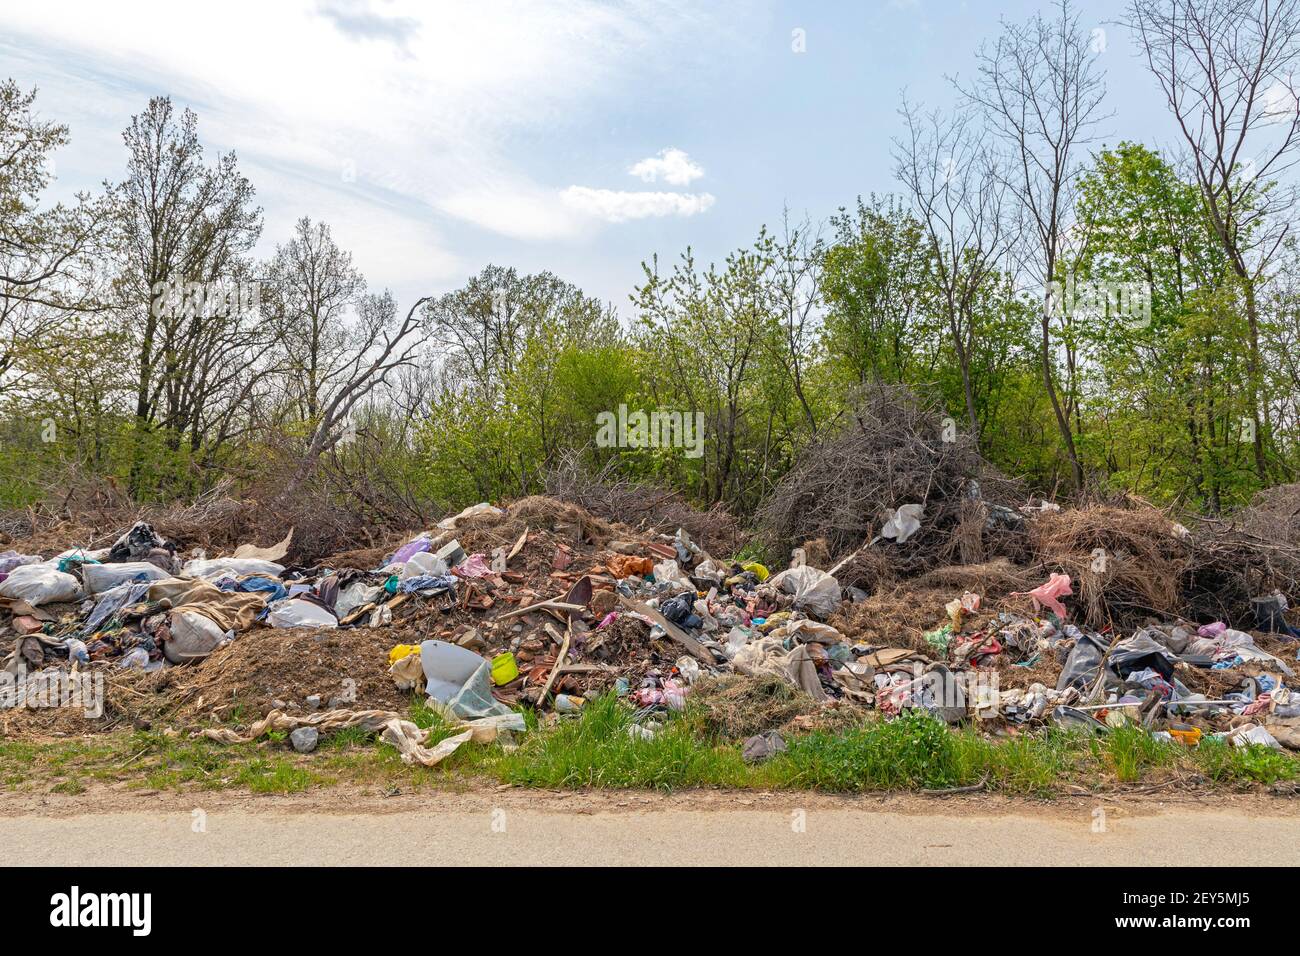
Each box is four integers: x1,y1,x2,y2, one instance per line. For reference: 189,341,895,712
1,487,1299,772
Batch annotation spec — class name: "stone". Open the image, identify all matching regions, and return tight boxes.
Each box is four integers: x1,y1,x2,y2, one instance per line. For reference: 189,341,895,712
11,615,43,636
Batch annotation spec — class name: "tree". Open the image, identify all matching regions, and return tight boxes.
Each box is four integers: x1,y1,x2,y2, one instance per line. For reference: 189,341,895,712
760,210,825,438
115,96,264,493
1128,0,1300,481
0,80,110,398
894,99,1013,448
264,217,365,423
1071,142,1252,510
423,265,620,491
960,0,1108,489
822,195,938,386
634,237,779,507
284,290,432,495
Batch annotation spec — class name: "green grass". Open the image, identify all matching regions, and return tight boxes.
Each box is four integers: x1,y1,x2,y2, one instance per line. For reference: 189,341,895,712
1100,725,1182,782
495,694,752,789
1190,736,1300,784
773,710,960,791
5,693,1299,797
233,758,324,794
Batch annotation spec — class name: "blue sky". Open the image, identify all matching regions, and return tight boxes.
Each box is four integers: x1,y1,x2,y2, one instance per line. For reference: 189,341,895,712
2,0,1181,315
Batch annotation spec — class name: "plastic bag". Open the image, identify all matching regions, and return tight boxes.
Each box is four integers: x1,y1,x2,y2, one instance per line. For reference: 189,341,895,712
1012,573,1073,619
400,550,449,580
437,502,504,531
165,610,230,663
83,561,171,595
267,598,337,629
767,565,841,618
0,564,82,605
880,504,924,543
183,557,285,580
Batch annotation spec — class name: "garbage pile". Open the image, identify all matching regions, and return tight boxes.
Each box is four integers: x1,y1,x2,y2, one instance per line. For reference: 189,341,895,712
2,490,1300,762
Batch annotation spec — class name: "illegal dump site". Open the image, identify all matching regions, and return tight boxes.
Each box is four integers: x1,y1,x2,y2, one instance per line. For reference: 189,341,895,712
4,401,1300,798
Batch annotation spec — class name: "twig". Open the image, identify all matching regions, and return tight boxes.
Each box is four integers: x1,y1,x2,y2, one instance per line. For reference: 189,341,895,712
923,775,988,796
498,599,586,621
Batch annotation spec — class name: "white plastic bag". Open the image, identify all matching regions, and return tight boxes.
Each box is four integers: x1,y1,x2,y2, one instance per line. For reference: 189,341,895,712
83,561,171,595
400,550,449,581
880,503,925,544
653,559,691,586
183,557,285,580
437,502,504,530
0,564,82,605
767,565,842,618
336,581,380,620
267,598,337,629
165,610,230,663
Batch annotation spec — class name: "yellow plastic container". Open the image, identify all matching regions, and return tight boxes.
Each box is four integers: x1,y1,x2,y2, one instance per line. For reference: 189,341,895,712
491,652,519,686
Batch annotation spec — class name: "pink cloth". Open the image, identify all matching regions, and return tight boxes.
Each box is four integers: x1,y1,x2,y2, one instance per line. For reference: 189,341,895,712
452,553,494,578
1013,573,1073,619
1197,621,1227,638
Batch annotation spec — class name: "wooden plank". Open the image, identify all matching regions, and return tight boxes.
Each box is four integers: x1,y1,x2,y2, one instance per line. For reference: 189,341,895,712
618,595,715,665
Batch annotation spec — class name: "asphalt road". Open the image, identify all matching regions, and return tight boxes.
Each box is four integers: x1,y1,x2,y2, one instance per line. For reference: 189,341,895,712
4,804,1295,865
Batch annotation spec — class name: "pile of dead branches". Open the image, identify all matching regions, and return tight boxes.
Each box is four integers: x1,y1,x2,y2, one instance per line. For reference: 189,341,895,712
753,383,1022,577
1027,503,1190,628
1185,518,1300,627
544,450,743,556
1237,482,1300,547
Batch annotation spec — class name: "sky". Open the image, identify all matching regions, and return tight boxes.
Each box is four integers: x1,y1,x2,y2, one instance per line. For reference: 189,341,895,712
0,0,1184,316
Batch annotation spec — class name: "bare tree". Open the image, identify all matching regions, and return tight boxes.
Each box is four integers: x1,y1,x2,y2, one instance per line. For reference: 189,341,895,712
264,217,365,422
958,0,1108,489
1128,0,1300,480
284,290,431,495
894,99,1013,450
116,96,263,491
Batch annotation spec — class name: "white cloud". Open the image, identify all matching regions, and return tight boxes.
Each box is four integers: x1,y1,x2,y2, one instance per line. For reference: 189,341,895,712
560,186,716,222
1262,79,1299,124
0,0,745,256
628,147,704,185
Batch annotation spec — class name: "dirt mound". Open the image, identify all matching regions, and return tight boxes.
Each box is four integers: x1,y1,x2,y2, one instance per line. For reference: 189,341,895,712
916,558,1032,595
164,626,414,722
829,584,994,652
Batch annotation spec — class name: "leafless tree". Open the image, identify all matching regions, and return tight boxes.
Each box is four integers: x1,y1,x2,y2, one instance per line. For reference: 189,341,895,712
263,216,365,423
958,0,1108,489
0,80,112,398
894,99,1013,450
284,290,431,494
116,96,264,491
